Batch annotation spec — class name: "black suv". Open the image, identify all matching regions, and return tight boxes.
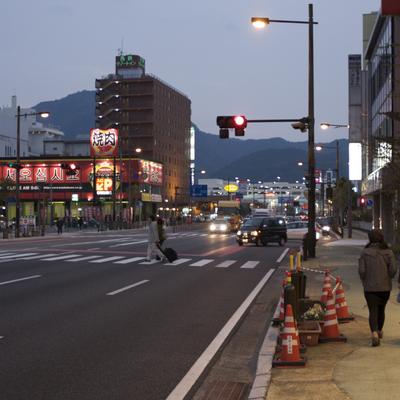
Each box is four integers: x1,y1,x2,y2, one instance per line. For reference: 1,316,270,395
237,216,287,246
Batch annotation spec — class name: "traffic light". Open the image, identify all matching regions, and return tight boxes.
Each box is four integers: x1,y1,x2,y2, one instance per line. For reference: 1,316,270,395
61,163,79,176
216,115,248,137
359,197,366,207
6,162,20,169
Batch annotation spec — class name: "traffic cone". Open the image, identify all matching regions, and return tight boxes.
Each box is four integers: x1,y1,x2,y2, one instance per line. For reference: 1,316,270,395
319,289,347,343
273,304,306,367
320,271,332,304
335,277,354,323
272,279,286,325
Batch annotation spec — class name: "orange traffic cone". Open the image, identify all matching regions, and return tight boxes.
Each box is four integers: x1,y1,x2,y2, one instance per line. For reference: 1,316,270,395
273,304,306,367
319,289,347,343
335,277,354,322
321,271,332,304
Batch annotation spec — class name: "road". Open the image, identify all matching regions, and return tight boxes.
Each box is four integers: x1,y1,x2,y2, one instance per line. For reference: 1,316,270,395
0,226,298,400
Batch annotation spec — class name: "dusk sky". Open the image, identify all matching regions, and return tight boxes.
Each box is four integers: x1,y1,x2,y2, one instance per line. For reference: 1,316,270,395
1,0,379,142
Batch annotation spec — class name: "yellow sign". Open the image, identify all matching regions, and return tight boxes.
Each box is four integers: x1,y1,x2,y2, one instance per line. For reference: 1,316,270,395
224,184,239,193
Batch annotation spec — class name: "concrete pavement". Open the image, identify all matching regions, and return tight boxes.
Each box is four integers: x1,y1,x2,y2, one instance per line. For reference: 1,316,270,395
264,230,400,400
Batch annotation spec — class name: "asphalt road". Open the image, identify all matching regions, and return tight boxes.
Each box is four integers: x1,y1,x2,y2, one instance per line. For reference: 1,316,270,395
0,226,295,400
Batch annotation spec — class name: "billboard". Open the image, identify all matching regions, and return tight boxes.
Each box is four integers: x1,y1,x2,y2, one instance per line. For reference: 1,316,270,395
90,128,119,157
382,0,400,15
349,143,362,181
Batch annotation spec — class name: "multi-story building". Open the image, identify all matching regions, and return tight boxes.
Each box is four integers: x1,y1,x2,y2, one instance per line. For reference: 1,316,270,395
360,5,400,243
95,54,191,208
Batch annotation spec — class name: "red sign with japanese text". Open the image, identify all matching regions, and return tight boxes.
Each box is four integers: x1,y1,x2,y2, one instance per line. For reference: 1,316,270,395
382,0,400,15
90,128,119,157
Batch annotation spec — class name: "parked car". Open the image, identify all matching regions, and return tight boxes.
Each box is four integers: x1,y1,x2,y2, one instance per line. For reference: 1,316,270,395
236,216,287,246
286,221,321,240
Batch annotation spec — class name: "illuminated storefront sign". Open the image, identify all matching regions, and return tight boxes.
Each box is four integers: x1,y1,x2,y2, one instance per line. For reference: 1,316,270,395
94,161,119,195
224,184,239,193
139,160,163,184
90,128,118,157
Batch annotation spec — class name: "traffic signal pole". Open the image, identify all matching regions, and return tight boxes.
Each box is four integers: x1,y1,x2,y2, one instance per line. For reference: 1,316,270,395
15,106,21,238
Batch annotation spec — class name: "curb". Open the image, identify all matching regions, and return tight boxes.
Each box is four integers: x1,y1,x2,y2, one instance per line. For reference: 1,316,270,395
248,303,280,400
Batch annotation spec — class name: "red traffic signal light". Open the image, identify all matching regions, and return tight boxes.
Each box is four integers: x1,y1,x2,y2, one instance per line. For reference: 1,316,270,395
360,197,366,206
216,115,247,137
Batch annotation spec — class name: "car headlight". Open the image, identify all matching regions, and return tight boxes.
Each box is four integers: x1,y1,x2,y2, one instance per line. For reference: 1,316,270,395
322,226,330,232
220,224,228,231
316,232,320,240
237,230,242,236
251,230,258,236
210,224,216,231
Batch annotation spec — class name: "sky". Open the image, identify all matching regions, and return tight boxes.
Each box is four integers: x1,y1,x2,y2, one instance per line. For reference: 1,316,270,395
1,0,379,142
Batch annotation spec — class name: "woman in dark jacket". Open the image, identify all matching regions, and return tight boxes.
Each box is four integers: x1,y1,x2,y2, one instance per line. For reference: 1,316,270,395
358,229,397,346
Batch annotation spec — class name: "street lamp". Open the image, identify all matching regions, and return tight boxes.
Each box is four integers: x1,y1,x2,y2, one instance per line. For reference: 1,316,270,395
320,122,349,130
252,4,318,257
15,106,49,238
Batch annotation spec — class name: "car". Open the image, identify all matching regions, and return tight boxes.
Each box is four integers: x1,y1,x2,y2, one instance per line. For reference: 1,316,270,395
209,217,230,233
317,217,334,236
286,221,321,240
236,216,287,246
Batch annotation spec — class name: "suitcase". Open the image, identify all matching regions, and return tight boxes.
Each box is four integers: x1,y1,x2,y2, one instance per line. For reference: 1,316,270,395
162,247,178,263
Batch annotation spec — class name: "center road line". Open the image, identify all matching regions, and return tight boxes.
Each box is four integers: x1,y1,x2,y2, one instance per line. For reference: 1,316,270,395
0,274,42,286
166,268,276,400
106,279,149,296
114,257,146,264
189,259,214,267
215,260,236,268
42,254,82,261
66,255,103,262
90,256,125,263
276,247,290,263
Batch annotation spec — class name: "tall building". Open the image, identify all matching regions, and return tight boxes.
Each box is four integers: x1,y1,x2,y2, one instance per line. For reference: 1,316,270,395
360,5,400,243
95,54,191,206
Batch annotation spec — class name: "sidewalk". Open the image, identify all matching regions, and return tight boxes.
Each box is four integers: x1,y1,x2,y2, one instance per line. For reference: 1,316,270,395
265,230,400,400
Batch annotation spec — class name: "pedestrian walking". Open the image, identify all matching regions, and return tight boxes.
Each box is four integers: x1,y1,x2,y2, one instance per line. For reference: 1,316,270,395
56,217,64,235
145,216,166,262
155,217,167,261
358,229,397,346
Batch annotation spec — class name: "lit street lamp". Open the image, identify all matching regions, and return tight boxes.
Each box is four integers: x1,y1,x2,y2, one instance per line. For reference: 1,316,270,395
320,122,349,130
252,4,318,257
15,106,49,238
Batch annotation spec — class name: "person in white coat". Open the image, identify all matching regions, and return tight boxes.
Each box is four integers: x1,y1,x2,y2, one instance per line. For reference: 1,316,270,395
145,216,166,262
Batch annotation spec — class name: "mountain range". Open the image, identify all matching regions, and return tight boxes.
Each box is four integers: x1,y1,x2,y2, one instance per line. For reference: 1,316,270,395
34,91,348,182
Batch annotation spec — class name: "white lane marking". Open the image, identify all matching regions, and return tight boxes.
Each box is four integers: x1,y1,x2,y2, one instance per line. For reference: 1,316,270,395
90,256,125,263
163,258,192,266
114,257,146,264
276,248,290,263
19,254,57,260
0,274,42,286
87,248,100,251
0,253,19,258
215,260,237,268
139,259,160,265
42,254,82,261
200,233,208,237
166,268,276,400
66,255,103,262
106,279,149,296
0,253,38,259
55,238,131,247
0,250,11,253
109,240,148,248
240,261,259,269
189,259,214,267
183,233,199,237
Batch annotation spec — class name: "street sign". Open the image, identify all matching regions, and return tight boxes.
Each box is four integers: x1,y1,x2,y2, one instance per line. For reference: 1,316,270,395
191,184,208,197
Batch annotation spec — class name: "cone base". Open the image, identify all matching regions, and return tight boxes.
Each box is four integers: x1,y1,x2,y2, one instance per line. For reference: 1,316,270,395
338,316,355,323
272,355,306,368
319,334,347,343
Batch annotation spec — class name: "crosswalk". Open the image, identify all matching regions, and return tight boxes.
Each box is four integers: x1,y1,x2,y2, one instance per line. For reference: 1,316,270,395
0,250,262,270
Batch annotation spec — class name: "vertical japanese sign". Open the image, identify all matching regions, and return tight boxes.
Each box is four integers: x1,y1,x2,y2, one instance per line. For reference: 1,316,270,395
90,128,119,157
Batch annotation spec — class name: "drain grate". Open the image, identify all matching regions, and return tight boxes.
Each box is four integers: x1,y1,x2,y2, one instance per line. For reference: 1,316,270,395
203,381,249,400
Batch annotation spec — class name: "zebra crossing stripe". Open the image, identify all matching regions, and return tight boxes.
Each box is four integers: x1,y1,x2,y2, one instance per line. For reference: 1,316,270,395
114,257,146,264
0,253,19,258
90,256,125,263
19,254,57,260
42,254,83,261
189,259,214,267
67,255,104,262
163,258,192,266
139,259,160,265
240,261,260,269
215,260,236,268
0,253,38,259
